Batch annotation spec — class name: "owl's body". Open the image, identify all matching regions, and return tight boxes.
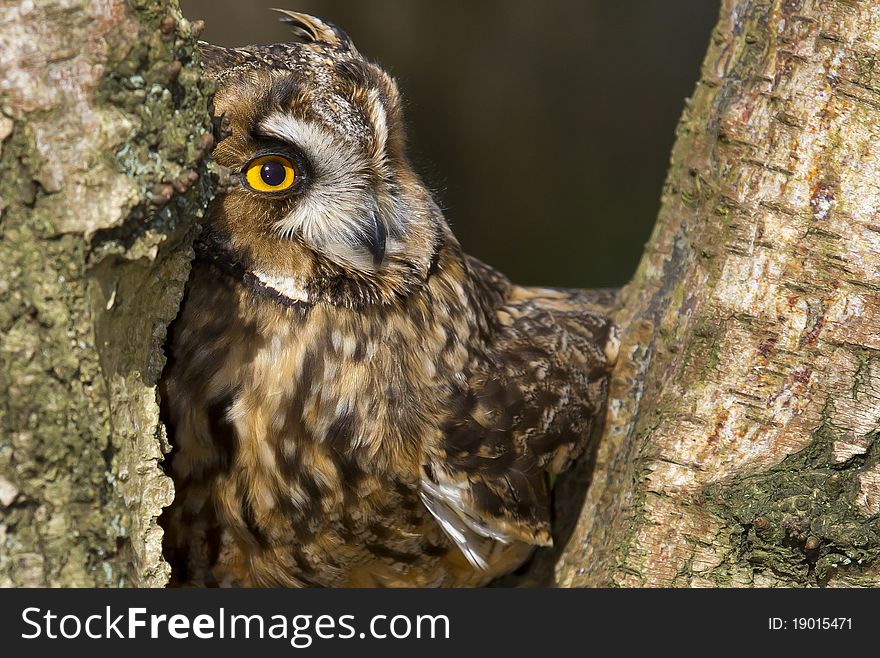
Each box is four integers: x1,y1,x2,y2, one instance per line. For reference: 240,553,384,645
162,13,616,587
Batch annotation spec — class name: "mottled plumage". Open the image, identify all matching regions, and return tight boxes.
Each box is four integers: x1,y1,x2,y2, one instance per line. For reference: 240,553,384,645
161,12,617,587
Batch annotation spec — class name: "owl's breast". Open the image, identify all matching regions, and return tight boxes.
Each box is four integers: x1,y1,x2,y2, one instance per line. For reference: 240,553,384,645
163,262,510,587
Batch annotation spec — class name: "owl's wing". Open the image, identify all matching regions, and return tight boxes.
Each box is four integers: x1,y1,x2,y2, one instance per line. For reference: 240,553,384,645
422,278,618,569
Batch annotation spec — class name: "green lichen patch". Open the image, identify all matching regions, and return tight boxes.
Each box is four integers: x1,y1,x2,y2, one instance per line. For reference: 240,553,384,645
0,126,119,585
0,0,212,587
94,0,214,252
87,3,214,586
704,416,880,586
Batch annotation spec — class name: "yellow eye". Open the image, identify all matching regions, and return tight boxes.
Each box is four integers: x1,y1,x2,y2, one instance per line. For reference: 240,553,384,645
243,154,297,193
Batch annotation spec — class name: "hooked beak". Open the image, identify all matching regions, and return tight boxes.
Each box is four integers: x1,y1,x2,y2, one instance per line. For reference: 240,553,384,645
363,212,386,266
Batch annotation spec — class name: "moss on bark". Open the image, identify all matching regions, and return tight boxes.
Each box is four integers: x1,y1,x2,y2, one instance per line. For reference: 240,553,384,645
0,0,212,586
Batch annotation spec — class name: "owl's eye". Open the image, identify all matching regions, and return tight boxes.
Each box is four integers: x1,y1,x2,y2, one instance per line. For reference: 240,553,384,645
243,154,298,194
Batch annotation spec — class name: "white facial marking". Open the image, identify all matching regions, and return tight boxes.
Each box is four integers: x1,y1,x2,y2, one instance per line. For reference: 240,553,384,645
259,112,410,269
252,269,310,303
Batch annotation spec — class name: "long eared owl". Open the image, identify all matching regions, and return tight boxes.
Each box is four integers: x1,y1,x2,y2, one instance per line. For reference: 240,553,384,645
162,11,618,587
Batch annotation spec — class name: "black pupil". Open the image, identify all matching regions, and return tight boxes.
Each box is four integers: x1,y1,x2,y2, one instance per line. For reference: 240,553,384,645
260,160,287,186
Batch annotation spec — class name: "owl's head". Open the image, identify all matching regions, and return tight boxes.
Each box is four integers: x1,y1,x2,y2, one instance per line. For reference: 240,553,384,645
197,11,447,307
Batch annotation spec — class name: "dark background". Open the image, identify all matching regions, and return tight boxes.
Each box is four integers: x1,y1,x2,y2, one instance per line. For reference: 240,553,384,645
179,1,720,288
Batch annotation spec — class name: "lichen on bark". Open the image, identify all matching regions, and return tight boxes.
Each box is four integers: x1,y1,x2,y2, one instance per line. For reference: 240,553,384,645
557,0,880,588
0,0,212,586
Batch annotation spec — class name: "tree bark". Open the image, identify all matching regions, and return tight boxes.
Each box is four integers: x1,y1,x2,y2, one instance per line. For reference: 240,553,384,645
0,0,211,586
557,0,880,587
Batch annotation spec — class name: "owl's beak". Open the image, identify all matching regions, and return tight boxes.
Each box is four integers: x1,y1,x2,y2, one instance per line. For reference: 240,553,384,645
364,212,386,266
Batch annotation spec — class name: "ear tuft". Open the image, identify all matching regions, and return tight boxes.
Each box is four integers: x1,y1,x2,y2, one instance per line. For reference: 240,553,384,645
271,9,359,55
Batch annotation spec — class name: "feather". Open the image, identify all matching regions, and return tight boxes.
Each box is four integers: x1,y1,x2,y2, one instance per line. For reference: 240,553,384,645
272,10,359,55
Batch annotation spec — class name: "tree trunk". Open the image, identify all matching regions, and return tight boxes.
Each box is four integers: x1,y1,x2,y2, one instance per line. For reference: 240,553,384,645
557,0,880,587
0,0,212,586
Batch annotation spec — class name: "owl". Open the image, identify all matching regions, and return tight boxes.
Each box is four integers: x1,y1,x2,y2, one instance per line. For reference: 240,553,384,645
161,11,618,587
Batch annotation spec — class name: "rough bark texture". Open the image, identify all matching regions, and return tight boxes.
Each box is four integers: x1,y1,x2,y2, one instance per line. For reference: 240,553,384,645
557,0,880,587
0,0,212,586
